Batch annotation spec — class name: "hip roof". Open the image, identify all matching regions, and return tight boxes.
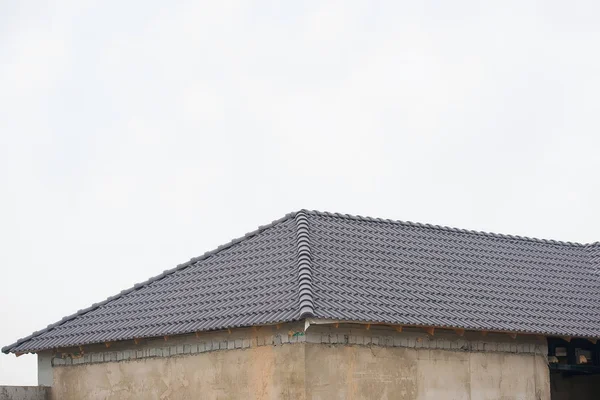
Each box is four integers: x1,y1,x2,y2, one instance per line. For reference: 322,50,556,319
4,210,599,354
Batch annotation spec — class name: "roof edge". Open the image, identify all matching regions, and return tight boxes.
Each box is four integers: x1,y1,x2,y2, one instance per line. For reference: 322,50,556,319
2,211,300,354
302,209,593,247
304,318,600,340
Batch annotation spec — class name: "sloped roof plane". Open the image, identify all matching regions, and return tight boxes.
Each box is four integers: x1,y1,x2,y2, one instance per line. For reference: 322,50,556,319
3,210,600,354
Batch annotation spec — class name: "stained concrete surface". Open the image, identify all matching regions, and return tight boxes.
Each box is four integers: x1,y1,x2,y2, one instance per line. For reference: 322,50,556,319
305,344,549,400
50,343,550,400
52,343,305,400
44,323,552,400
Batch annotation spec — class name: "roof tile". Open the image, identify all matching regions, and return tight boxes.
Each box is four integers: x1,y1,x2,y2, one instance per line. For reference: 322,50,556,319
4,210,600,354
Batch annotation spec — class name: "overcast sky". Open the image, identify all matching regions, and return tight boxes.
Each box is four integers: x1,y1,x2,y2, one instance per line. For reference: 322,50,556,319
2,0,600,385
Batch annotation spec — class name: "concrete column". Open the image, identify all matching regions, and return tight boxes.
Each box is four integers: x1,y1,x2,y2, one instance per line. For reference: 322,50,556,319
37,352,52,387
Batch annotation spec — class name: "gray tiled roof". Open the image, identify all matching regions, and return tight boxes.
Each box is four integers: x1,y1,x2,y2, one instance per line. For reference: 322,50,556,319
4,210,600,353
308,212,600,338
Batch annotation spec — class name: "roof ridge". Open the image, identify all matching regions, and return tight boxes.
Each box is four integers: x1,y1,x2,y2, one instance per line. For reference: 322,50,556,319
294,211,315,318
2,211,300,354
301,209,591,247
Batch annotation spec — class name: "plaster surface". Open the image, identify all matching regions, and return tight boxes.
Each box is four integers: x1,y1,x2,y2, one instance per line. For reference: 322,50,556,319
305,344,549,400
46,323,552,400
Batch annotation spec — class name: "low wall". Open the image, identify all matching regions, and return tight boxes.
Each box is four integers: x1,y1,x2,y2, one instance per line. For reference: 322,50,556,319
0,386,49,400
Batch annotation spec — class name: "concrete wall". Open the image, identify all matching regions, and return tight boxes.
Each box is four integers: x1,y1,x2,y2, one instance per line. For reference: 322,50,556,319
550,372,600,400
305,344,549,400
0,386,49,400
52,344,304,400
44,322,551,400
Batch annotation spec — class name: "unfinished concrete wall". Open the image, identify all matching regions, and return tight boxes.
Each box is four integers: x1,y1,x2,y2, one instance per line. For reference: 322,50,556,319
45,322,551,400
550,372,600,400
52,344,304,400
304,322,549,400
305,344,549,400
0,386,49,400
48,323,307,400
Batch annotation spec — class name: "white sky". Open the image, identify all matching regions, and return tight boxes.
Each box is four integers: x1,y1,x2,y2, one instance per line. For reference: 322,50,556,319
1,0,600,386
